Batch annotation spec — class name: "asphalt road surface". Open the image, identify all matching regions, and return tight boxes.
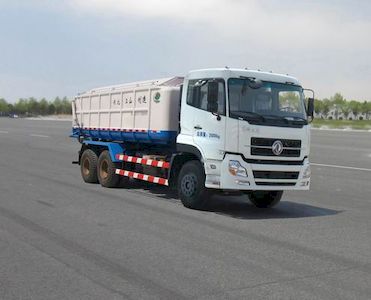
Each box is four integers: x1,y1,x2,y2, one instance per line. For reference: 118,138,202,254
0,118,370,299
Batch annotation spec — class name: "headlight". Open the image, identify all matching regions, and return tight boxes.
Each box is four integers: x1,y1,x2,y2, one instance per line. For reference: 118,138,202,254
229,160,248,177
303,165,311,179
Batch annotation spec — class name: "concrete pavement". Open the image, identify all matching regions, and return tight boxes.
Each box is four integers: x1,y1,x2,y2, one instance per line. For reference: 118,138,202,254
0,118,370,299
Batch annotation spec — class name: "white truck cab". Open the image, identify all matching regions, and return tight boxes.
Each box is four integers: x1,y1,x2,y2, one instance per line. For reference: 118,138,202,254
176,68,312,208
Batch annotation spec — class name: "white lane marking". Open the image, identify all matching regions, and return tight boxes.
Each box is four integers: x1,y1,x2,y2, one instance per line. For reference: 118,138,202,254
30,134,50,138
312,163,371,172
0,130,9,134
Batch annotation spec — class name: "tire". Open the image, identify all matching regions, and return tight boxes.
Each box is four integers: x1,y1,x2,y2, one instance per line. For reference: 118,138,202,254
248,191,283,208
177,160,208,209
80,149,98,183
97,150,121,188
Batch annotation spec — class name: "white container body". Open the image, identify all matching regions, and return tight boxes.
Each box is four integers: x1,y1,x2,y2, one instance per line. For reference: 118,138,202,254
72,77,183,132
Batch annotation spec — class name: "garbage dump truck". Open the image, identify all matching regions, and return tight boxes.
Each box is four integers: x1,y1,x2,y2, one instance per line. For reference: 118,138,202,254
71,68,314,209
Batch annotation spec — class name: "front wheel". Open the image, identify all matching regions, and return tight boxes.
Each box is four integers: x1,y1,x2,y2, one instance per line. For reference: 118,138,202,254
178,160,208,209
248,191,283,208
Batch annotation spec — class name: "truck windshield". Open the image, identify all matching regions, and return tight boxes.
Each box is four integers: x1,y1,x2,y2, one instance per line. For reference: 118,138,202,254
228,78,307,127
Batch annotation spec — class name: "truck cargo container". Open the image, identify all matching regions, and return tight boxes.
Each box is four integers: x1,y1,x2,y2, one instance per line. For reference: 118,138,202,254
71,68,314,209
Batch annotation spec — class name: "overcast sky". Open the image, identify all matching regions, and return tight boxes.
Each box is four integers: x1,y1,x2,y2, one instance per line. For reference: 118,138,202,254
0,0,370,102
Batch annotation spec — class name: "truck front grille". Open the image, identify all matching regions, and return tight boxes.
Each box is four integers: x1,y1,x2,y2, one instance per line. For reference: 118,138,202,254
253,171,299,180
251,137,301,157
255,182,296,186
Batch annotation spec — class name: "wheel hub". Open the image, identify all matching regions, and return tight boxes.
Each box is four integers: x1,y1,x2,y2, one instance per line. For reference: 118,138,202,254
181,174,197,197
100,160,109,179
82,158,90,176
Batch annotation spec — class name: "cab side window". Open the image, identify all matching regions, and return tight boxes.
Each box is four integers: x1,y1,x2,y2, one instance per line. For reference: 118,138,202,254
186,79,226,115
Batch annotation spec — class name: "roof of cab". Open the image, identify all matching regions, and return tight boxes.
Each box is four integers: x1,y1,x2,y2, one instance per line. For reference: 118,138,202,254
187,68,301,85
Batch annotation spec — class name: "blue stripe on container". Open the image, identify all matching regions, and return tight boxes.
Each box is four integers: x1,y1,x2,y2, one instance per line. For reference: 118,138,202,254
71,128,177,145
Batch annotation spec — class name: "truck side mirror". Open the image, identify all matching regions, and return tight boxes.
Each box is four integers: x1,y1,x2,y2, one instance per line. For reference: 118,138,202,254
207,81,219,114
307,97,314,121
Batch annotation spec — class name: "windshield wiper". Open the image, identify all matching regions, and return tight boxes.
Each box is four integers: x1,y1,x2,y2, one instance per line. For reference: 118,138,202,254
290,116,307,122
231,111,307,125
264,115,307,124
284,116,308,124
263,114,289,121
231,111,266,122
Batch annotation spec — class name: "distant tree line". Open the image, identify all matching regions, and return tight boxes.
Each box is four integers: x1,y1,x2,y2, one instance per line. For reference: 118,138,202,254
314,93,371,120
0,97,72,116
1,93,371,120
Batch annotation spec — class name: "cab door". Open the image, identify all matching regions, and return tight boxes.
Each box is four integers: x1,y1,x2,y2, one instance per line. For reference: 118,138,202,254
187,79,226,161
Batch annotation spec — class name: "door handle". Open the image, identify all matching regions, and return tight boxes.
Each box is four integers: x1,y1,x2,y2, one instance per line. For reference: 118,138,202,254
194,125,202,130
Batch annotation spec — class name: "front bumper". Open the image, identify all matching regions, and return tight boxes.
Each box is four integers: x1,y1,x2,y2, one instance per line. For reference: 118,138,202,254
205,154,310,191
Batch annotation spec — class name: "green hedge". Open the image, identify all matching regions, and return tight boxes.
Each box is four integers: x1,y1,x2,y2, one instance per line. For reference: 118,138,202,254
0,97,71,116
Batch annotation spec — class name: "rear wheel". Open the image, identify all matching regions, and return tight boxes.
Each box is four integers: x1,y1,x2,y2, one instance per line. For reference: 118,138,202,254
178,160,208,209
97,150,121,188
248,191,283,208
80,149,98,183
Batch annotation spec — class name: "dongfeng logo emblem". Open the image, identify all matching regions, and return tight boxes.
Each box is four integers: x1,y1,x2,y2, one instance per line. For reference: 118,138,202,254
154,92,161,103
272,140,284,156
